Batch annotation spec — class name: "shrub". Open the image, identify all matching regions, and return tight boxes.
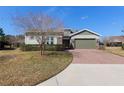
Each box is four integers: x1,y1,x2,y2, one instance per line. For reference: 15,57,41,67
44,45,64,51
20,44,64,51
99,45,105,50
20,44,40,51
122,43,124,50
99,42,105,50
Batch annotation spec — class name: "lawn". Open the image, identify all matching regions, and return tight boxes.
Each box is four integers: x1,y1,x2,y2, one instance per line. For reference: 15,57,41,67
105,47,124,57
0,49,72,85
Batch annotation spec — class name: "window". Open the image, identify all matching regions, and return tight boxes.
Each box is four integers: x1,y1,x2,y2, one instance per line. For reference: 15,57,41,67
46,36,49,44
46,36,54,45
51,37,54,45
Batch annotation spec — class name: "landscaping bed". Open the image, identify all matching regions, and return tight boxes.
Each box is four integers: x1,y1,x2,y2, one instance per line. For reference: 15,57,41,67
0,49,72,85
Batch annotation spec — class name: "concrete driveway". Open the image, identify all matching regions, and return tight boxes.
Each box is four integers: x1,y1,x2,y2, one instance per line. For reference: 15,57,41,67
70,49,124,64
38,49,124,86
38,64,124,86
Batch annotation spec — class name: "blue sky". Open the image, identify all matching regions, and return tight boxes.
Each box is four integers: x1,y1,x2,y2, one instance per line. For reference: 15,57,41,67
0,6,124,36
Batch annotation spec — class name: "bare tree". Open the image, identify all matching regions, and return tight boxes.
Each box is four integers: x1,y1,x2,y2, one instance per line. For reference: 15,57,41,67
12,12,64,55
103,36,111,46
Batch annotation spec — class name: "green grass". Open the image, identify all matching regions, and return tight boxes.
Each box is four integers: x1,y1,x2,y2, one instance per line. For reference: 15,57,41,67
0,49,72,85
105,47,124,57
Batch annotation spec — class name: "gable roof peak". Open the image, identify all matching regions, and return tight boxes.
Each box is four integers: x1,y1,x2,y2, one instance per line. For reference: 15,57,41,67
70,28,102,37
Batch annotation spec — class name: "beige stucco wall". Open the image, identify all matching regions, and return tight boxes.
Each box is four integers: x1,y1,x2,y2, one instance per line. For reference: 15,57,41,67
25,36,39,44
25,35,62,45
71,34,100,40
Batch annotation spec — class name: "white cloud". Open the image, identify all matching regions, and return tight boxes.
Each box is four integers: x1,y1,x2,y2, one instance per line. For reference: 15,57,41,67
81,16,88,20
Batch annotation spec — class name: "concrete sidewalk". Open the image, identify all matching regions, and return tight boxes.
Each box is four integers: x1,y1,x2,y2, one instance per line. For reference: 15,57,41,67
38,64,124,86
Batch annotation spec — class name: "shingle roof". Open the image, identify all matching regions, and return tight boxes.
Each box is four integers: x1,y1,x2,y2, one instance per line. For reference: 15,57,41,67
64,28,74,33
25,31,63,36
108,36,124,42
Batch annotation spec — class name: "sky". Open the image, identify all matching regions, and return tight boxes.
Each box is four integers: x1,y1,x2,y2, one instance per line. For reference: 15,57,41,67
0,6,124,36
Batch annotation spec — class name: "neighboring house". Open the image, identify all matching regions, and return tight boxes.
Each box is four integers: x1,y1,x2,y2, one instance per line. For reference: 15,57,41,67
106,36,124,47
25,29,101,49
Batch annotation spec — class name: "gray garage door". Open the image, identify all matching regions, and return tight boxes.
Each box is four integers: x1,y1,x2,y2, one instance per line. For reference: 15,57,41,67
75,39,96,49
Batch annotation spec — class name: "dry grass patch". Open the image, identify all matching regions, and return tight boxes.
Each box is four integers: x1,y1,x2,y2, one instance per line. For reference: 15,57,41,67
0,49,72,85
105,47,124,57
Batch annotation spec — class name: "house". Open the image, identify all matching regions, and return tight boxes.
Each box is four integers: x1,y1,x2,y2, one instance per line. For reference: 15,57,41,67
25,29,101,49
105,36,124,47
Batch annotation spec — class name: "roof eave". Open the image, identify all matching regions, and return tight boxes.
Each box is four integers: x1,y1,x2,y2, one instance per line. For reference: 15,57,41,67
70,28,102,37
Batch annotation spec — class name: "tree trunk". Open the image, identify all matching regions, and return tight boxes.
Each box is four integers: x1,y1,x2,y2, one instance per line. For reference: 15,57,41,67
40,44,45,56
40,44,43,56
42,44,44,55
